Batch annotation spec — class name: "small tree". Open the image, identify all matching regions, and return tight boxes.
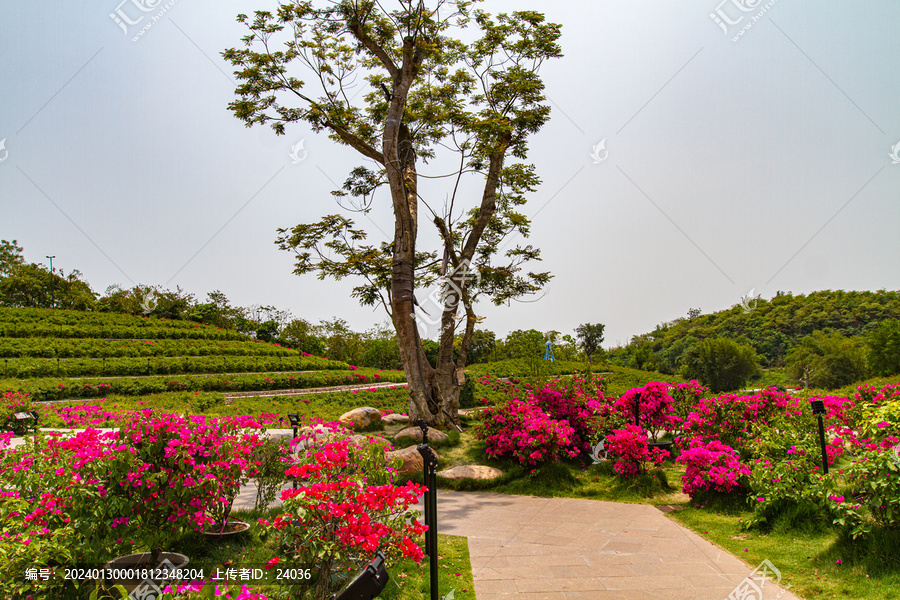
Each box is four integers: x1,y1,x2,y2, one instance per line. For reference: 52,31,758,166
786,330,868,389
225,1,561,426
682,337,760,393
575,323,605,364
279,318,326,355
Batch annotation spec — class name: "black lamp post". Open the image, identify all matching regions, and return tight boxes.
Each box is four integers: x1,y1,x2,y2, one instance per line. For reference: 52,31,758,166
288,413,301,489
809,400,829,474
416,419,440,600
46,255,55,307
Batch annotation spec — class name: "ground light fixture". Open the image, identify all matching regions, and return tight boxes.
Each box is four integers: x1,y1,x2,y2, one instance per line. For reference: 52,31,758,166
332,550,389,600
809,400,829,474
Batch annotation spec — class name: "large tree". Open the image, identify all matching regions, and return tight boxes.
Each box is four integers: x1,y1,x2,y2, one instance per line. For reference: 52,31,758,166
224,1,561,427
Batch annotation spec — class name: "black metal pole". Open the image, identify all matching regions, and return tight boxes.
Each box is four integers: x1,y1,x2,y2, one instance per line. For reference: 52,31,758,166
291,420,299,490
416,419,440,600
633,398,640,428
428,465,438,600
816,415,829,474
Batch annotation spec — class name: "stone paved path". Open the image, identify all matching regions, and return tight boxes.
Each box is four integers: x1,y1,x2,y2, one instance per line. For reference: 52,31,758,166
419,491,801,600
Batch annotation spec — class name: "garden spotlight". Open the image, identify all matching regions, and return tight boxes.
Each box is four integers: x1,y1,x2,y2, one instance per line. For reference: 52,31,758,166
332,550,389,600
808,400,829,474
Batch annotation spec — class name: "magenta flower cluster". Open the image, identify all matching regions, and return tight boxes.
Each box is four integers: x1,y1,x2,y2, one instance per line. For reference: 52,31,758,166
676,438,750,498
604,424,669,477
475,397,578,467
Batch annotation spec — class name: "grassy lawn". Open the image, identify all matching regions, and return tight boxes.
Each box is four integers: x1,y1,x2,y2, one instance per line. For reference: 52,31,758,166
35,387,413,428
669,503,900,600
381,535,475,600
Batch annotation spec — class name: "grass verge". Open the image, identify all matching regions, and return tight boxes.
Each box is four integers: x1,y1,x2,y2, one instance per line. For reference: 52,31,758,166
669,504,900,600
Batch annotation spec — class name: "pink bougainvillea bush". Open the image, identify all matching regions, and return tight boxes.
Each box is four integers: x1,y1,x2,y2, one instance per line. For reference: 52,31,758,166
614,381,680,435
531,379,607,456
676,438,750,498
676,386,801,455
0,411,265,598
1,391,36,434
604,424,669,477
475,397,577,467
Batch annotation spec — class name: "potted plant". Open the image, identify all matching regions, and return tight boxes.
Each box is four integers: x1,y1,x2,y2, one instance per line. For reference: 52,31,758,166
104,411,222,577
202,428,261,536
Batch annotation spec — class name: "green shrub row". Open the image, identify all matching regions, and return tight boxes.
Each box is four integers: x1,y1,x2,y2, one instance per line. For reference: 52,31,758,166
465,359,590,378
3,368,406,400
0,337,297,359
0,307,229,329
0,354,348,379
0,323,246,341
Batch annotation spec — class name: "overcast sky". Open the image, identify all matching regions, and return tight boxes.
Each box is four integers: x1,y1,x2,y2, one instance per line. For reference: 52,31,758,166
2,0,899,348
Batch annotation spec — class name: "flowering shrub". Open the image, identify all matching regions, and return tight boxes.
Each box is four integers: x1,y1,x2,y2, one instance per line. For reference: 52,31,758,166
474,397,577,467
159,582,269,599
676,438,749,498
262,437,425,598
531,379,606,456
833,443,900,538
668,380,708,423
0,411,265,598
614,382,679,436
680,388,799,452
1,391,36,435
604,425,669,477
745,441,831,529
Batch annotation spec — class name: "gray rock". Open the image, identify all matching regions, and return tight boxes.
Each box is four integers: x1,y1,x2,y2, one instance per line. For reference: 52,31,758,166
386,445,440,475
437,465,503,481
393,426,449,445
382,413,409,425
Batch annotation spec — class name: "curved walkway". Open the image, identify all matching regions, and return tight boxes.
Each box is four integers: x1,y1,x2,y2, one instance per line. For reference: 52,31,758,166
424,491,800,600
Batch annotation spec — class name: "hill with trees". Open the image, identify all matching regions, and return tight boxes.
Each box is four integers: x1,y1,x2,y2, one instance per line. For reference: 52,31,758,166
610,289,900,389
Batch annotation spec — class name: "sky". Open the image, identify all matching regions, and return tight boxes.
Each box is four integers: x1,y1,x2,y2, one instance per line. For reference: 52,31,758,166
1,0,899,349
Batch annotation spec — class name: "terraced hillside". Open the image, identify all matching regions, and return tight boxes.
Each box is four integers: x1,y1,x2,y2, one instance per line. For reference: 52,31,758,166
0,308,407,419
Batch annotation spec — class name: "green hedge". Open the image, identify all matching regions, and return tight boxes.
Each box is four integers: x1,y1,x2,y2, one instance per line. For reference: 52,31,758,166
0,337,297,359
3,368,406,400
0,323,246,340
0,354,348,379
0,307,227,328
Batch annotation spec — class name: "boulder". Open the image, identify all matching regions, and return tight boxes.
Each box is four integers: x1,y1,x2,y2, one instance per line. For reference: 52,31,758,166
339,407,383,430
382,413,409,425
437,465,504,481
393,427,449,445
386,445,440,476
